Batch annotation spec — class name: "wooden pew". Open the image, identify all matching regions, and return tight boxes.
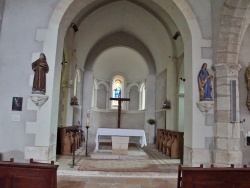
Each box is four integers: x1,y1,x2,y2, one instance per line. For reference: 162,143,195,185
157,129,184,161
57,125,84,155
156,129,164,149
0,158,58,188
178,164,250,188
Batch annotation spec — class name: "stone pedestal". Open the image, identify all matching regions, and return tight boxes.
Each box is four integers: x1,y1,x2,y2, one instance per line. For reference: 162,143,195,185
112,136,129,155
29,94,49,109
196,101,214,115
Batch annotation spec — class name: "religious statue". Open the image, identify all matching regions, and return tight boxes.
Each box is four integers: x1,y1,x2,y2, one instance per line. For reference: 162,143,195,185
114,79,122,98
32,53,49,94
198,63,213,101
245,65,250,110
70,96,79,105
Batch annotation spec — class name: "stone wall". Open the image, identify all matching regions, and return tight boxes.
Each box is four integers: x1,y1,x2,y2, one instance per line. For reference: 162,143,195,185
0,0,59,162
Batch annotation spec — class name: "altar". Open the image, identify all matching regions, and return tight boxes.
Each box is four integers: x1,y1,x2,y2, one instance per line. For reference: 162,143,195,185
95,128,147,151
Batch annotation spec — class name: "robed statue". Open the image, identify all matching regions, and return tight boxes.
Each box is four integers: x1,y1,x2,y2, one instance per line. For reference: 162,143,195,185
198,63,213,101
245,65,250,110
32,53,49,94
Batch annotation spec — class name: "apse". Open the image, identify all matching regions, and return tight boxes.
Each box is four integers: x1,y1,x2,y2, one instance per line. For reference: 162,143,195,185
93,46,148,82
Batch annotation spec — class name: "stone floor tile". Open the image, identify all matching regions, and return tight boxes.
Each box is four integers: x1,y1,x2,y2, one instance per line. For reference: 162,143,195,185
57,140,178,188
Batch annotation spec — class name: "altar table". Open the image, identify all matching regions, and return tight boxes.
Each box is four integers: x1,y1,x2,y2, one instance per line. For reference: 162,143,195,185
95,128,147,150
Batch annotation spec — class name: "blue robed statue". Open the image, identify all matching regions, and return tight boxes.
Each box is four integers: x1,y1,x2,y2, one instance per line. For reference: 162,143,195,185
198,63,213,101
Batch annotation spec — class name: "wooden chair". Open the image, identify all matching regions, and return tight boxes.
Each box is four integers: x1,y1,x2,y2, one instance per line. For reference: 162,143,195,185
171,132,184,159
156,129,164,150
166,132,175,156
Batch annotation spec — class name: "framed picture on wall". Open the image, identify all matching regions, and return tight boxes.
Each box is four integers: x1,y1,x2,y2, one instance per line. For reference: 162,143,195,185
12,97,23,111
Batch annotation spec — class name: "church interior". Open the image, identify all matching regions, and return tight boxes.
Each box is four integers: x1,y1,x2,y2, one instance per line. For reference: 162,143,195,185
1,0,250,187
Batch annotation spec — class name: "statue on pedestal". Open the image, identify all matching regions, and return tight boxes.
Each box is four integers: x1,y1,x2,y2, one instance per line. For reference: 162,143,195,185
32,53,49,95
245,64,250,111
198,63,213,101
70,96,79,105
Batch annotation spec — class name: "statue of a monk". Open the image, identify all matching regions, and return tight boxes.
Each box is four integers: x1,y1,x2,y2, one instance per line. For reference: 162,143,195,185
32,53,49,94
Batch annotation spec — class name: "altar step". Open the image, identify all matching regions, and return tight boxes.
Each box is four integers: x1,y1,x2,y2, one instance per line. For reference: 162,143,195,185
90,149,148,160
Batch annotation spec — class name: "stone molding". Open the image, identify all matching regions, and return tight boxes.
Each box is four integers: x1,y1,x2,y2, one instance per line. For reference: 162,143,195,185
213,63,242,72
196,101,214,115
29,94,49,109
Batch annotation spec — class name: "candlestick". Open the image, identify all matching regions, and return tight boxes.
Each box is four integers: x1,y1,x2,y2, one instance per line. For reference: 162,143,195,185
85,125,89,156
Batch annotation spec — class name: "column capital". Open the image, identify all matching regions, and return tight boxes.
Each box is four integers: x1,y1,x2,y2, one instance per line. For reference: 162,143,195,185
213,63,242,72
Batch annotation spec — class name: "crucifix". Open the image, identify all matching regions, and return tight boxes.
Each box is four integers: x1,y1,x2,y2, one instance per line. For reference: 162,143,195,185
110,97,130,128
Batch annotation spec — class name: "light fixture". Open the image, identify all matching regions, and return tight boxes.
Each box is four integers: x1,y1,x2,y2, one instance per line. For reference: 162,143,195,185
70,23,78,32
162,99,171,109
61,61,68,65
173,31,181,40
180,77,185,82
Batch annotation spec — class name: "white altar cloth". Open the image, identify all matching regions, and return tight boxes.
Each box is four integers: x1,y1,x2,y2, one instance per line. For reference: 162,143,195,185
95,128,147,150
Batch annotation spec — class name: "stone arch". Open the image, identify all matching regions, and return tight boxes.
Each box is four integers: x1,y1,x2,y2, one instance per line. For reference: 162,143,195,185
126,83,140,93
35,0,203,163
126,82,140,110
96,81,109,109
97,80,110,91
85,32,155,74
96,80,110,109
217,0,250,66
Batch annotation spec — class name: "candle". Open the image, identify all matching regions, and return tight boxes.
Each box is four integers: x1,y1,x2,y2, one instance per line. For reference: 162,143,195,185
86,110,90,127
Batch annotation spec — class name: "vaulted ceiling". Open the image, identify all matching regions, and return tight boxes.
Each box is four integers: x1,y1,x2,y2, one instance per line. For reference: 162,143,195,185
67,0,183,81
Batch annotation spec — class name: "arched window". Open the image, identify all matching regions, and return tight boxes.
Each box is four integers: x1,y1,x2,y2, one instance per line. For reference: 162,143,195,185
113,79,122,98
111,75,124,108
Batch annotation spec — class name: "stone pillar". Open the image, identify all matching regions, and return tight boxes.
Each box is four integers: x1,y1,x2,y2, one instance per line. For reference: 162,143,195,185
145,74,156,143
0,0,6,36
82,71,94,138
62,86,73,126
213,63,242,166
166,58,178,130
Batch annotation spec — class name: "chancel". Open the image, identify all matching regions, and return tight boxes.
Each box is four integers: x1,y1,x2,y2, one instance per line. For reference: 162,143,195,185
2,0,250,187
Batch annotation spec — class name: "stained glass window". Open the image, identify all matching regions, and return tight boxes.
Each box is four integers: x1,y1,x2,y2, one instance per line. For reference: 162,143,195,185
113,79,122,98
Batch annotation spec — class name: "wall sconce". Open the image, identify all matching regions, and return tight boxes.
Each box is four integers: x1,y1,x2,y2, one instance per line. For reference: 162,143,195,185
70,23,78,32
173,31,181,40
240,119,246,123
180,77,185,82
162,99,171,109
61,61,68,65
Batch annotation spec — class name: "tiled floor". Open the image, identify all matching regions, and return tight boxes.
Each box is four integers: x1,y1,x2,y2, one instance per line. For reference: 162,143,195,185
57,140,178,188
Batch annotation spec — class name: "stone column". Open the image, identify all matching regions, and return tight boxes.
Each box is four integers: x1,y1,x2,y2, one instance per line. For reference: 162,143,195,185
82,71,94,138
166,58,178,130
145,75,156,143
213,63,242,166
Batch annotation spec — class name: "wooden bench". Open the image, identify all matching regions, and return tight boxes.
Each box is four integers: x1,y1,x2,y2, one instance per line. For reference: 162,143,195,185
0,158,58,188
178,164,250,188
